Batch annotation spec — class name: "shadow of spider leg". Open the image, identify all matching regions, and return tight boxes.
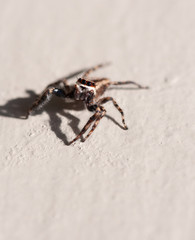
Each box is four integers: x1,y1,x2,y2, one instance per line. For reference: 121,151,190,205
69,106,106,144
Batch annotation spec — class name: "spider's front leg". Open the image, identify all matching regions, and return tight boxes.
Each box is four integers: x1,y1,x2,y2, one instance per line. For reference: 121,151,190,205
26,87,66,118
110,80,149,89
97,97,128,129
69,106,106,145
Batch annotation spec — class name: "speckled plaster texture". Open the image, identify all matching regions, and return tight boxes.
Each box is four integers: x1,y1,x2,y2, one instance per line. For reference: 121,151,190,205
0,0,195,239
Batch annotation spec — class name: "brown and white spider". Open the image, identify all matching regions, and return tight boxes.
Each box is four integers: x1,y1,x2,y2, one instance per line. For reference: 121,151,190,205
26,63,149,144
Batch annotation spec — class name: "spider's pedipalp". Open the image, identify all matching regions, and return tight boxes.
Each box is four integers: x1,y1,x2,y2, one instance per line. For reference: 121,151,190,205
74,78,96,101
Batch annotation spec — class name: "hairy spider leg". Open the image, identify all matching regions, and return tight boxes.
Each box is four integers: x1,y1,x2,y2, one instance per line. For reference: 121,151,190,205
47,68,88,88
82,62,110,78
27,66,90,117
26,86,67,118
88,78,149,100
84,106,106,141
26,64,150,145
91,78,148,88
110,80,149,89
69,106,105,144
90,77,109,83
96,97,128,129
47,78,69,89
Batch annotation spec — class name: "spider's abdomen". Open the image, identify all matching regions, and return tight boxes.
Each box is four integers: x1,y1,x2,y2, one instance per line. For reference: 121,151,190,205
53,88,66,98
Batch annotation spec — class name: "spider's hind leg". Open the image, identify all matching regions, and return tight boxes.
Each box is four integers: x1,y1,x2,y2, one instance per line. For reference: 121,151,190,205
26,87,66,118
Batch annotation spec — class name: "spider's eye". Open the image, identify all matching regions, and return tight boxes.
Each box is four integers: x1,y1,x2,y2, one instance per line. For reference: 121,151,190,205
82,79,86,85
87,82,91,86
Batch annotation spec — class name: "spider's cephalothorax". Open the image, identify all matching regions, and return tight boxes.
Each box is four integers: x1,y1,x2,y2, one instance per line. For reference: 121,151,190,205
26,63,149,145
74,78,96,102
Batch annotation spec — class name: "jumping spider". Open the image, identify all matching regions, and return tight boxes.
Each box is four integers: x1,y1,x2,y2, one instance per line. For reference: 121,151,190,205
26,63,149,144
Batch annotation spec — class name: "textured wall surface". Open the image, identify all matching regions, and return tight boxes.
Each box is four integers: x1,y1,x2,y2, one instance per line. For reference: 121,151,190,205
0,0,195,239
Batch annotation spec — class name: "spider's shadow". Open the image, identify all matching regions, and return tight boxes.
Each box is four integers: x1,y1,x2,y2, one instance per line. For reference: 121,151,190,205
0,70,124,145
0,89,85,145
